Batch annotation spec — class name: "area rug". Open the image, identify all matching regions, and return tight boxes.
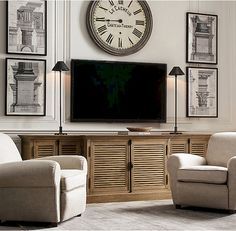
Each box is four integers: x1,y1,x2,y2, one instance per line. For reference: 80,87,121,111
1,199,236,230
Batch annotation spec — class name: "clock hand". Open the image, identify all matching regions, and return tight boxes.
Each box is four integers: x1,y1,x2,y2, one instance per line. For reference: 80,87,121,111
106,19,123,23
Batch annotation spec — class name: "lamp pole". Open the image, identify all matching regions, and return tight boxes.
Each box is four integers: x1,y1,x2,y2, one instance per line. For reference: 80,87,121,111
59,70,62,134
52,61,69,135
174,74,178,134
169,66,184,134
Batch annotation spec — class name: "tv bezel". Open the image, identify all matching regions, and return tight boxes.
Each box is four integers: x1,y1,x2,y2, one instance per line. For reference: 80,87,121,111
70,59,167,123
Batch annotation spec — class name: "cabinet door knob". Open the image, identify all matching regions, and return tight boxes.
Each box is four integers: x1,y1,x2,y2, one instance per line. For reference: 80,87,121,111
128,162,134,170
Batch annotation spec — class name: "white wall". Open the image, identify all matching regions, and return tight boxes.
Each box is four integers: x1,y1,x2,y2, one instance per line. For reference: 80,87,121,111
0,0,236,133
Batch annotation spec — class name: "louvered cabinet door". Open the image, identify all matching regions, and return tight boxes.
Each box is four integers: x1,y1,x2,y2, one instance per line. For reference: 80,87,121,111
90,140,130,194
33,140,58,158
131,140,167,192
189,138,209,157
59,141,82,155
169,139,188,155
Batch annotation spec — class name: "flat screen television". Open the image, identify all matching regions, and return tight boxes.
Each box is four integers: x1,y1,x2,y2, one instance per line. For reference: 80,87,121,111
71,59,167,122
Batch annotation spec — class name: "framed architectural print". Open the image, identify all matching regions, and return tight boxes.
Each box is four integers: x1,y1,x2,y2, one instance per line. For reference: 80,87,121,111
186,12,218,64
6,0,47,55
186,67,218,118
6,58,46,116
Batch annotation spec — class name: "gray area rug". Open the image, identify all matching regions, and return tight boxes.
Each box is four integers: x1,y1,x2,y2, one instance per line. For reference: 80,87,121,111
1,199,236,230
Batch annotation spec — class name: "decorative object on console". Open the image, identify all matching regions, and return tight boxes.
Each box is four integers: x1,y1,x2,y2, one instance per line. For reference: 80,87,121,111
6,0,47,55
6,58,46,116
169,66,184,134
186,67,218,118
186,12,218,64
126,127,152,132
52,61,69,135
86,0,153,56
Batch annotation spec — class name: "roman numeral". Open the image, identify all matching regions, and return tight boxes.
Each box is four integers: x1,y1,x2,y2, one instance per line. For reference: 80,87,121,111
96,17,106,22
118,0,123,4
136,20,145,26
133,9,142,15
99,5,108,11
106,33,114,44
128,37,134,45
97,25,107,35
128,0,133,8
109,0,114,6
118,38,122,48
132,28,142,38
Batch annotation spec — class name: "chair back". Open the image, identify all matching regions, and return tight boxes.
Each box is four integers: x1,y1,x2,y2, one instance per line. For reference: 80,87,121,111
206,132,236,167
0,133,22,164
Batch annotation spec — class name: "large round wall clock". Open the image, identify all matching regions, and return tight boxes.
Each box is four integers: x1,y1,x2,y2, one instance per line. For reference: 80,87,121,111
86,0,153,56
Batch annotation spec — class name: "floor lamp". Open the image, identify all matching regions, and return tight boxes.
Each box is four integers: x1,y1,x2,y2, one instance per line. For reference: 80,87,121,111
169,66,184,134
52,61,69,135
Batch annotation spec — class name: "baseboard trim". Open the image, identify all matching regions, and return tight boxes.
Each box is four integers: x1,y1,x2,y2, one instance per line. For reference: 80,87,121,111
87,190,171,203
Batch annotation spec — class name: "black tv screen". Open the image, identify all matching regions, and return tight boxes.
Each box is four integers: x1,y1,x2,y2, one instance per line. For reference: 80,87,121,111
71,59,167,122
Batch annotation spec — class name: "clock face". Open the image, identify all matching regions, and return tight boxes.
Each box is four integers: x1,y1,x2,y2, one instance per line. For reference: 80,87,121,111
86,0,153,56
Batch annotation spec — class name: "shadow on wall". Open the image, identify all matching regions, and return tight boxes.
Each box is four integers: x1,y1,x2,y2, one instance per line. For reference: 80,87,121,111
79,1,94,48
0,1,6,54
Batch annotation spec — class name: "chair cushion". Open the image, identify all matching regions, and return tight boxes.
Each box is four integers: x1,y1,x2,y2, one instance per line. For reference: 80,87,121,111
177,165,228,184
61,170,86,192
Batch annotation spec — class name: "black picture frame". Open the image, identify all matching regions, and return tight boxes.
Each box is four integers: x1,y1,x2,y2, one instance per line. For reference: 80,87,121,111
186,67,218,118
6,0,47,56
5,58,46,116
186,12,218,64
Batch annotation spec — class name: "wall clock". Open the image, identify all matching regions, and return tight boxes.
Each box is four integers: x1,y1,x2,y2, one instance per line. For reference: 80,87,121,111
86,0,153,56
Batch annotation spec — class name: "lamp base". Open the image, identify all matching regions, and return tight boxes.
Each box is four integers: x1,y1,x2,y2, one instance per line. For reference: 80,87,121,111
170,132,182,135
54,132,68,136
54,126,67,135
170,126,182,134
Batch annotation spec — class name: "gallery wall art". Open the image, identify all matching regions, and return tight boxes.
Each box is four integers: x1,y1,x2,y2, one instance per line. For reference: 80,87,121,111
6,58,46,116
6,0,47,55
186,67,218,118
186,12,218,64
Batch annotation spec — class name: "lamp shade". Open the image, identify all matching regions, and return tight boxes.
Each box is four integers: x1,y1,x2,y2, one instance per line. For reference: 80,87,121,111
169,66,184,76
52,61,69,72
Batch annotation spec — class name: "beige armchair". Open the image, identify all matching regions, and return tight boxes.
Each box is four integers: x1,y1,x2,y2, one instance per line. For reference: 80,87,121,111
0,133,87,225
167,132,236,212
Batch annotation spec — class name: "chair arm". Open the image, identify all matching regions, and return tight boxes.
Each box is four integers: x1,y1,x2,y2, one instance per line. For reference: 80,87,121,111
0,160,61,188
227,156,236,209
37,155,87,173
167,153,206,205
167,153,206,175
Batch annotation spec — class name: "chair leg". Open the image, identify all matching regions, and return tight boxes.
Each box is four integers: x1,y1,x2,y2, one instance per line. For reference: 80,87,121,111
175,204,182,209
77,214,82,217
48,222,58,227
228,210,235,214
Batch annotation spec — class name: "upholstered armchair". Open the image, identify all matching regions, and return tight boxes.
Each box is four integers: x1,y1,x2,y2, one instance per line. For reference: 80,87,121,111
167,132,236,212
0,133,87,225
